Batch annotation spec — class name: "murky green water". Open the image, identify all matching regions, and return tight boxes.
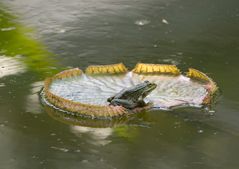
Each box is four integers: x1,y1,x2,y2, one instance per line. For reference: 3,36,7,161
1,0,239,168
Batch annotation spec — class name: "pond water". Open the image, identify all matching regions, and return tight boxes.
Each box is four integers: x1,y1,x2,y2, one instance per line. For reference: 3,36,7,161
1,0,239,169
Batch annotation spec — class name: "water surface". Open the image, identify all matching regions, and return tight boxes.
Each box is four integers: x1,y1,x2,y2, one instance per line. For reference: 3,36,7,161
1,0,239,169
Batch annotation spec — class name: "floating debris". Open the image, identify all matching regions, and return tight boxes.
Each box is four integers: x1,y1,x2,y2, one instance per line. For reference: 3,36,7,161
135,19,150,26
162,19,169,24
50,133,56,136
198,129,204,133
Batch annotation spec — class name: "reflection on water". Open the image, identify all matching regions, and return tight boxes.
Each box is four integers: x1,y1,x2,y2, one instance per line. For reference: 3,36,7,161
1,0,239,169
26,81,44,114
0,55,26,78
71,126,113,146
0,5,58,77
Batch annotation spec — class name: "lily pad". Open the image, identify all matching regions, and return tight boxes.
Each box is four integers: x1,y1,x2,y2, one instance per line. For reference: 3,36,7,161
41,63,218,118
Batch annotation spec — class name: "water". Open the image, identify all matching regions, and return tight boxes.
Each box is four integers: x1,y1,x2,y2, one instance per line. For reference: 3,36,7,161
1,0,239,168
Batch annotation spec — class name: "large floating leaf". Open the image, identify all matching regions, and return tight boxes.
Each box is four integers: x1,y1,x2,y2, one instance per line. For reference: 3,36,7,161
42,63,218,118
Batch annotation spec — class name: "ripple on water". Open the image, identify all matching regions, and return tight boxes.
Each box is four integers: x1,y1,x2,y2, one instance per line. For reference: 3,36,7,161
58,29,66,33
50,146,69,152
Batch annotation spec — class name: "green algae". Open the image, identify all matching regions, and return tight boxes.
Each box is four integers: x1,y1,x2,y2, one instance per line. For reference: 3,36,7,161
0,4,60,77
